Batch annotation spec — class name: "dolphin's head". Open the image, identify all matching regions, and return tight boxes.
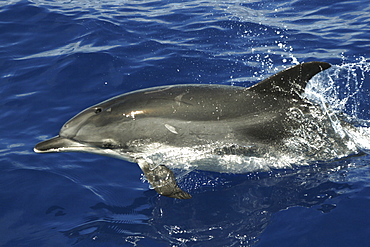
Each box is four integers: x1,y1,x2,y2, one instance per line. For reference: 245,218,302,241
34,95,143,161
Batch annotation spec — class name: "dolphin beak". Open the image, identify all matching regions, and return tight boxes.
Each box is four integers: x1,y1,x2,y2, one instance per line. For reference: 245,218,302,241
34,136,86,153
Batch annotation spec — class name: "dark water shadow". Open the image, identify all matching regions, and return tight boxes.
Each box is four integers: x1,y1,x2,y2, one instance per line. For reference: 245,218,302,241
61,155,366,247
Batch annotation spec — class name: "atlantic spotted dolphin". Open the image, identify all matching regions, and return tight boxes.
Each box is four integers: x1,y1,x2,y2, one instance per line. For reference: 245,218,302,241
35,62,338,199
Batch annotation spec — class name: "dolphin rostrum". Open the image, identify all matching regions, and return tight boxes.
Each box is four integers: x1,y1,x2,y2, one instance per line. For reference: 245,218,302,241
35,61,346,199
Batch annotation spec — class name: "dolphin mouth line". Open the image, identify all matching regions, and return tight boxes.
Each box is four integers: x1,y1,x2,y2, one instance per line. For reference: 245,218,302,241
34,135,134,161
34,135,90,153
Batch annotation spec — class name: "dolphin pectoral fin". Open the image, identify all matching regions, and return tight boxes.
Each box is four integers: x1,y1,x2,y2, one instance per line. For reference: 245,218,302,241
138,160,192,199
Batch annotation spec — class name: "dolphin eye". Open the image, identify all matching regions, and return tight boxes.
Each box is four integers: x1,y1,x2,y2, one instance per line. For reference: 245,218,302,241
94,108,102,114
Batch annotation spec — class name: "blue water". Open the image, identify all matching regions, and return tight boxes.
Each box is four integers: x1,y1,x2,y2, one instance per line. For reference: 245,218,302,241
1,0,370,246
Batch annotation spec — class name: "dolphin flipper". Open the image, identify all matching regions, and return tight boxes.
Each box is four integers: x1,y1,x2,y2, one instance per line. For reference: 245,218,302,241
138,160,192,199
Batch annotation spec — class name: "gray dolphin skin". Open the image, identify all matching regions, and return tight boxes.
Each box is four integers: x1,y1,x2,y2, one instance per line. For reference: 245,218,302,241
35,61,333,199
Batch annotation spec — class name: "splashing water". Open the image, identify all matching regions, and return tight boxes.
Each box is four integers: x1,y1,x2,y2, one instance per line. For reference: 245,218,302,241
305,58,370,154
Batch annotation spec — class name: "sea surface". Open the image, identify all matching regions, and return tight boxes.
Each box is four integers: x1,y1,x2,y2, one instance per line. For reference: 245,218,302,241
1,0,370,246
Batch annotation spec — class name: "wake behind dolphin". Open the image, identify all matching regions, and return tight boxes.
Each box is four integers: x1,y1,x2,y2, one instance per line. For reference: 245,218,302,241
34,62,361,199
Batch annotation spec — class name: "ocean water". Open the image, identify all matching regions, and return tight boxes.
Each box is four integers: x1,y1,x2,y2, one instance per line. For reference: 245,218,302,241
1,0,370,246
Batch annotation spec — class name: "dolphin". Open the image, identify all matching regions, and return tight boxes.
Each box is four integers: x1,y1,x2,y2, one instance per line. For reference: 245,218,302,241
35,61,338,199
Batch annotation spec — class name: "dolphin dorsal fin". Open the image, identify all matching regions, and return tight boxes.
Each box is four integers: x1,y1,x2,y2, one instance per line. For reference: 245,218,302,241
249,61,331,99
